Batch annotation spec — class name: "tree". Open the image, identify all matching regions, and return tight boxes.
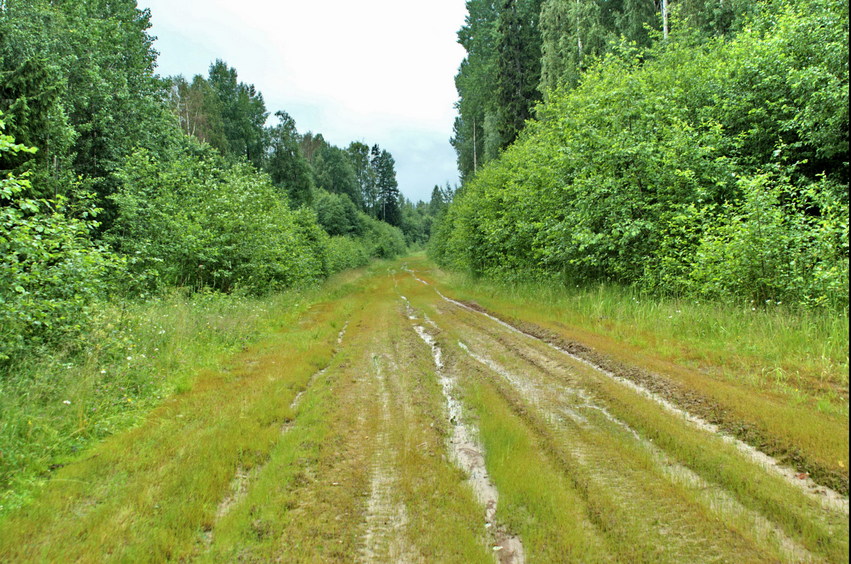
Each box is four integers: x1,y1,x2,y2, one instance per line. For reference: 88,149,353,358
371,146,401,226
299,132,326,163
0,0,179,212
266,110,313,207
314,144,361,207
314,190,362,236
347,141,376,215
452,0,502,181
495,0,543,148
207,60,268,168
167,74,227,152
0,56,75,196
540,0,611,92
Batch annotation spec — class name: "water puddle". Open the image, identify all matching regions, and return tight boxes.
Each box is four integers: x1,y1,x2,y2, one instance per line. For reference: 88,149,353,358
402,267,431,286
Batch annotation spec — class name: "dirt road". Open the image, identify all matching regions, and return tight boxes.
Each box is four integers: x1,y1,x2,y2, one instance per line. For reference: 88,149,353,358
0,260,847,562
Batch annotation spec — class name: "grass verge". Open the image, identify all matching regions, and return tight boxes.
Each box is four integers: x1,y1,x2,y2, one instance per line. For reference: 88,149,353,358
0,268,367,519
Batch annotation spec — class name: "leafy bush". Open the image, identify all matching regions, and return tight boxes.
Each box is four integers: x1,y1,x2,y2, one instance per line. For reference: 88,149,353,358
324,236,371,274
0,118,124,362
688,173,848,308
361,214,407,259
314,190,363,237
109,143,329,295
431,0,849,308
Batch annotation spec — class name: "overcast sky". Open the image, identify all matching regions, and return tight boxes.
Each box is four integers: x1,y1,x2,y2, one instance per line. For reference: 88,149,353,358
137,0,468,203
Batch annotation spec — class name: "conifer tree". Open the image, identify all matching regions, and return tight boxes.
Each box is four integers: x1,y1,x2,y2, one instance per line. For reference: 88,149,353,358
495,0,543,148
371,147,401,226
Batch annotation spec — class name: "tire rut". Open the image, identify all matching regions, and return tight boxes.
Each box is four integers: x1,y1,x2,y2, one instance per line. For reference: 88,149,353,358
430,284,847,514
418,283,828,561
360,354,411,563
403,296,525,564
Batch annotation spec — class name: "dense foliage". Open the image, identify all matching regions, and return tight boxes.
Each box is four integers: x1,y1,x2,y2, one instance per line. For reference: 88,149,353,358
0,0,434,368
109,144,330,295
435,0,849,308
0,117,124,360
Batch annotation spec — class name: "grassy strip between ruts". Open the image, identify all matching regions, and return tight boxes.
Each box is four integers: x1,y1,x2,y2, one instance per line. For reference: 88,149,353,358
457,358,615,561
421,296,848,562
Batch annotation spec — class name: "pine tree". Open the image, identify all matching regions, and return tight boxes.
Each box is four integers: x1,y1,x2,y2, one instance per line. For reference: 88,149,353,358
540,0,610,92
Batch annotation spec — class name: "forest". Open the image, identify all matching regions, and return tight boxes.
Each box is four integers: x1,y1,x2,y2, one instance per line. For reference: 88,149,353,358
0,0,453,365
436,0,848,309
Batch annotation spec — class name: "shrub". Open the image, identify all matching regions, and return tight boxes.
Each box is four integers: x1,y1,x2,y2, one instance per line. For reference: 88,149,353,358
324,236,371,274
431,0,848,308
0,117,124,362
109,143,329,295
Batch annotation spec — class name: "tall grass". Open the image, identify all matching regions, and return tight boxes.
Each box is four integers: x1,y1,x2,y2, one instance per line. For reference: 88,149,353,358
0,289,305,517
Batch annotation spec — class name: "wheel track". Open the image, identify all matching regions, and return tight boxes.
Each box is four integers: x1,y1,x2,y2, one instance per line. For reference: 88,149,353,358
417,281,825,562
404,296,526,564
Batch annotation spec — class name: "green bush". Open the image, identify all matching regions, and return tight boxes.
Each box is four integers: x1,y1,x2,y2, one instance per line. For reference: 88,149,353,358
0,118,124,362
431,0,848,308
109,143,329,295
314,190,363,237
687,173,849,308
362,214,407,259
324,236,371,274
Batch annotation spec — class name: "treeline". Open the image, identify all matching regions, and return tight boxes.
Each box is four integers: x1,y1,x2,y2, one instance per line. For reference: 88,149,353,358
435,0,848,308
0,0,440,363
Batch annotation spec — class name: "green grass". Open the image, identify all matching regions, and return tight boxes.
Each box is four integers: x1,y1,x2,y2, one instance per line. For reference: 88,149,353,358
0,281,350,561
407,255,848,496
460,366,614,561
2,256,847,561
0,269,368,519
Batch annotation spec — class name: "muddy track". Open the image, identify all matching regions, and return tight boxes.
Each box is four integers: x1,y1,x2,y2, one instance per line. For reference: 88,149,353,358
439,303,813,560
444,294,849,502
0,261,847,563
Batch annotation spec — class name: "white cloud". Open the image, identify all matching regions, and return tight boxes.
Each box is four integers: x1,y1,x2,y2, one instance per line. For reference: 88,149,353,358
140,0,467,201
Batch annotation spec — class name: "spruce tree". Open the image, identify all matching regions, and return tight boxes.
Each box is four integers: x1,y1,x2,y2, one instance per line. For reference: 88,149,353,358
495,0,543,148
371,148,401,226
